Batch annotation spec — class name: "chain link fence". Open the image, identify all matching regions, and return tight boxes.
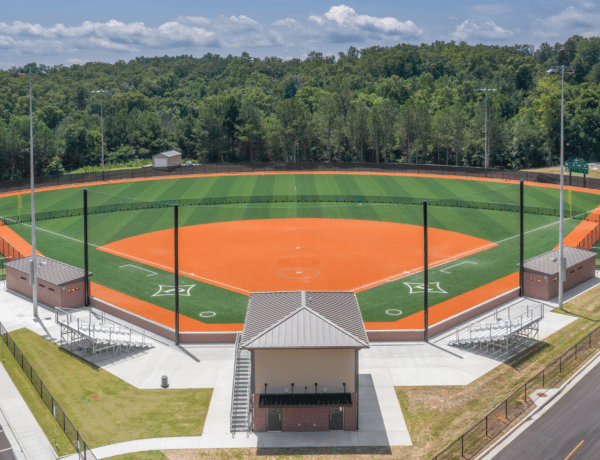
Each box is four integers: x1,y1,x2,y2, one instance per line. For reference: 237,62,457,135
0,322,97,460
432,324,600,460
0,236,24,281
1,193,585,227
0,162,598,195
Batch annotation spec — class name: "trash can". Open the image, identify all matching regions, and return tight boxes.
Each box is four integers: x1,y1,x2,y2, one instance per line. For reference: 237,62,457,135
161,375,169,388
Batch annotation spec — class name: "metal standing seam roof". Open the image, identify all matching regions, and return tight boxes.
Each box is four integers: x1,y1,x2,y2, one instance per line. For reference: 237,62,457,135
4,256,91,286
240,291,369,349
517,246,596,276
153,150,182,158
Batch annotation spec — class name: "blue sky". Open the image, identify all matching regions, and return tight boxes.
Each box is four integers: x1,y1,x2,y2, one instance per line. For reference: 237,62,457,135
1,0,599,69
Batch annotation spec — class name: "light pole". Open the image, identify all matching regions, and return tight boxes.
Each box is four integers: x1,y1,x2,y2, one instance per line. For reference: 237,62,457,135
19,65,46,317
547,65,574,310
477,88,496,169
91,89,111,181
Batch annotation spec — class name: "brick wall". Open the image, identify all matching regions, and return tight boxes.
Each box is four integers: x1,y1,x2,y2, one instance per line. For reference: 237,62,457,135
253,397,267,432
344,393,358,431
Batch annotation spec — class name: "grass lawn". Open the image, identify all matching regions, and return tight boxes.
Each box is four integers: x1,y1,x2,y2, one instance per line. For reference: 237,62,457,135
1,329,212,451
104,452,168,460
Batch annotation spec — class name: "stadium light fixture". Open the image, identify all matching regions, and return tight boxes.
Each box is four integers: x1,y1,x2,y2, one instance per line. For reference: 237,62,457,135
547,65,573,310
19,65,46,317
91,90,112,181
477,88,496,169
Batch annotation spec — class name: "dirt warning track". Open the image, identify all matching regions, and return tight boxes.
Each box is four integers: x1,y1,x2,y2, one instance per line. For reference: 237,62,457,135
98,218,495,294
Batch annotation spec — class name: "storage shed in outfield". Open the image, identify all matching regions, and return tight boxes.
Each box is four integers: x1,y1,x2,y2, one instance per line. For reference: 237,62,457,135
5,256,91,308
241,291,369,432
152,150,182,168
517,246,596,300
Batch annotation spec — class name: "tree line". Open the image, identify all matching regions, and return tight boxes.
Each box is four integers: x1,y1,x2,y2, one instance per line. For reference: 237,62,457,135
0,35,599,180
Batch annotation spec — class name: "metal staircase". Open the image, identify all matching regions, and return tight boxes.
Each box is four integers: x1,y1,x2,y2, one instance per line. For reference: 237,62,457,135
230,333,252,433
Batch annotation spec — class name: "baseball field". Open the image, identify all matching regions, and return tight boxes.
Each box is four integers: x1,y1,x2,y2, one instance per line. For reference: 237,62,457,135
1,171,599,332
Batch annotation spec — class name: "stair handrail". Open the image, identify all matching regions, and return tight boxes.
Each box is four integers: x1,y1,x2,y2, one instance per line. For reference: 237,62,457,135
230,332,241,433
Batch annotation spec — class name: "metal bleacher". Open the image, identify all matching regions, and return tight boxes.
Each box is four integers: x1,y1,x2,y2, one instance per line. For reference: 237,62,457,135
448,301,544,356
56,307,153,357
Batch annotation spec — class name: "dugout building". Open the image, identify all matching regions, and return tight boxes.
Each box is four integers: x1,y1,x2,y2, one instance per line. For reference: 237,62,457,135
241,291,369,432
152,150,182,168
518,246,596,301
5,256,91,309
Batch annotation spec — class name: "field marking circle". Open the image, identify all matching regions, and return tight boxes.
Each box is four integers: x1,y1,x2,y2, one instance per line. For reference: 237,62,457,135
199,311,216,318
278,267,320,280
386,309,403,316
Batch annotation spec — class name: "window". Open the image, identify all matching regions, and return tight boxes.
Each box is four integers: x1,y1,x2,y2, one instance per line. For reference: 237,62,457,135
20,276,26,280
39,283,45,288
49,287,55,292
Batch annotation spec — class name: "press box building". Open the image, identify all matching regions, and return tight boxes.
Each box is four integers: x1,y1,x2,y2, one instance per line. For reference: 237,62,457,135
241,291,369,432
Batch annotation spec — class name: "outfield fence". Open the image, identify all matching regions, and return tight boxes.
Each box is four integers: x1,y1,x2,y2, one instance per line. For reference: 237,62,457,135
0,322,97,460
0,163,598,195
431,323,600,460
0,194,588,226
0,237,23,281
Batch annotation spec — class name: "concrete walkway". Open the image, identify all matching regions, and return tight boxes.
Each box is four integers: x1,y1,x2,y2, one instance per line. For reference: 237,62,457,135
0,276,596,459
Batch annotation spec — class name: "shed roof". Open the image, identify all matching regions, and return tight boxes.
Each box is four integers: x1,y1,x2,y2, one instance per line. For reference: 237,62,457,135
153,150,182,158
240,291,369,350
517,246,596,275
5,256,91,286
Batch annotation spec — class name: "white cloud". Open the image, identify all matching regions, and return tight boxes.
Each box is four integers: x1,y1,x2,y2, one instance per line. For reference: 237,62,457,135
533,6,600,38
0,6,423,58
452,17,515,41
272,18,299,27
309,5,422,39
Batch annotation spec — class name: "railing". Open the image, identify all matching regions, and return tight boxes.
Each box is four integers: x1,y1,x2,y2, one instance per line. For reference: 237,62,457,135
0,321,97,460
230,332,241,433
56,307,149,356
1,163,599,195
431,323,600,460
449,301,545,350
2,194,587,227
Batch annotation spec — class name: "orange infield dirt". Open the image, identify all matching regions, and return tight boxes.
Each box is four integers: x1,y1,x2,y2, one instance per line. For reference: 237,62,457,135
98,218,496,295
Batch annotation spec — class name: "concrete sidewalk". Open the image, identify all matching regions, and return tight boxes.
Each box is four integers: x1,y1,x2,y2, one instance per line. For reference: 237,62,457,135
0,276,595,459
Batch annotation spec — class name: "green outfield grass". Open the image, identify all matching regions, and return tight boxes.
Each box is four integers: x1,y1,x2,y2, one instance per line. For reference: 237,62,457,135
1,174,598,326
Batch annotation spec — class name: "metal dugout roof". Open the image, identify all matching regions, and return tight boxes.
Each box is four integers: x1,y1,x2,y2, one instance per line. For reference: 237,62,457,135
517,246,596,276
240,291,369,350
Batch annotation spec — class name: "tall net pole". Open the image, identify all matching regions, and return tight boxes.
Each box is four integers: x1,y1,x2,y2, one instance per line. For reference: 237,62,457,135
520,181,524,296
84,189,89,306
174,204,180,345
423,200,429,343
28,68,38,316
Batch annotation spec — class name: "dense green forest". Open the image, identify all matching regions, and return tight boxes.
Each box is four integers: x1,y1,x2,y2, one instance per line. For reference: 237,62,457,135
1,35,599,180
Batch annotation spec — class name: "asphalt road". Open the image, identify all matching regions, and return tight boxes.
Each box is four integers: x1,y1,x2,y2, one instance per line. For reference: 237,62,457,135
491,361,600,460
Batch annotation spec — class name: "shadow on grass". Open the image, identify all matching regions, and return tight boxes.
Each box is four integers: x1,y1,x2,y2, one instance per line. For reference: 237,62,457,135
505,340,552,369
58,346,101,371
256,446,393,456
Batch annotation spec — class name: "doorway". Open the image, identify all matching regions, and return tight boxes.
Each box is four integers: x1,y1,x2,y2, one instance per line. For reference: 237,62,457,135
267,408,282,431
329,407,343,430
